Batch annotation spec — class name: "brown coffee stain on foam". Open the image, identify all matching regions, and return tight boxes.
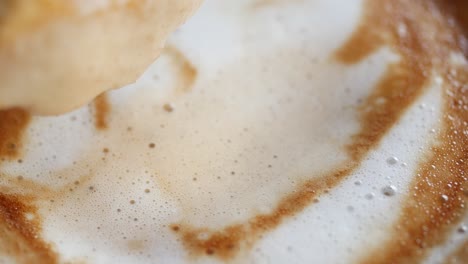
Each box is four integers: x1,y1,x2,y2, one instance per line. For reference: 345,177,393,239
0,169,96,201
172,0,467,261
0,108,56,262
93,93,110,130
335,0,439,162
0,174,52,196
170,167,353,259
0,193,58,264
170,224,248,259
0,158,99,261
0,107,96,263
164,45,198,95
361,67,468,264
333,0,385,65
358,0,468,263
444,240,468,264
0,108,30,160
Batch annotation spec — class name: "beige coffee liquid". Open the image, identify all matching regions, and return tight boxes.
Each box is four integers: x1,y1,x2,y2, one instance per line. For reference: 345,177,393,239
0,0,202,115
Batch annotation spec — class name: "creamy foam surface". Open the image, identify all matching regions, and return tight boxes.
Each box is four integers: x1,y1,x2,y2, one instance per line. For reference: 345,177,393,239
0,0,466,263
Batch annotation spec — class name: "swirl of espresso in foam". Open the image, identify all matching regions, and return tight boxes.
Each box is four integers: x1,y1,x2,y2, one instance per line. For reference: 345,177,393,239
0,0,466,263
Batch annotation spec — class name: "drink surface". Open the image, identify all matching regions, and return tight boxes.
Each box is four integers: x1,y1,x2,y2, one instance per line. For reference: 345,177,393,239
0,0,466,263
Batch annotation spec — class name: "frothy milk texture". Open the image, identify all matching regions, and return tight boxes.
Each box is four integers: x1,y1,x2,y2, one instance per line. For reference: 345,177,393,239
0,0,466,263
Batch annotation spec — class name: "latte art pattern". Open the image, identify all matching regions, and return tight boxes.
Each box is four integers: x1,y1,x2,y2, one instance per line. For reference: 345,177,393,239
0,0,466,263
